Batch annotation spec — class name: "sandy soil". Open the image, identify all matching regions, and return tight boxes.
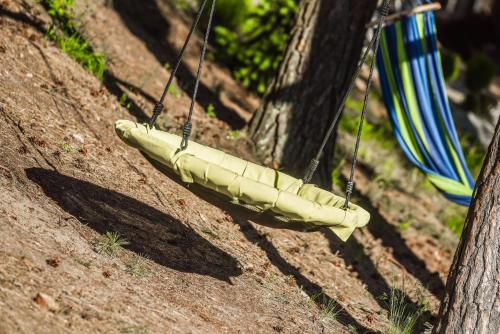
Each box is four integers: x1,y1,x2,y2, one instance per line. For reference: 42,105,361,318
0,0,461,333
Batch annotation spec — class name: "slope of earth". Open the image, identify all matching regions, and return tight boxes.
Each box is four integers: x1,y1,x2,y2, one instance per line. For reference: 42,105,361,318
0,0,459,333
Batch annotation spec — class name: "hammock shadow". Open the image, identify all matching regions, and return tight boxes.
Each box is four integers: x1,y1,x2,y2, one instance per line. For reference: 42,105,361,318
234,219,373,333
26,168,242,282
112,0,246,129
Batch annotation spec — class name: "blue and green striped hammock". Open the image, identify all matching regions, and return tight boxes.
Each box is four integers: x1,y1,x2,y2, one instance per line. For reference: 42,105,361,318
376,9,474,206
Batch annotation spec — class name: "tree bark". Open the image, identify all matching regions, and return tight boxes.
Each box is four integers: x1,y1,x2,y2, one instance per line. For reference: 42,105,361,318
248,0,377,187
433,118,500,334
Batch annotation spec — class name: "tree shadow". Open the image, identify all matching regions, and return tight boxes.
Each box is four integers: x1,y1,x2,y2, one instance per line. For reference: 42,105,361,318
26,168,242,282
228,219,371,333
103,72,151,122
111,0,246,129
0,6,46,34
354,192,445,298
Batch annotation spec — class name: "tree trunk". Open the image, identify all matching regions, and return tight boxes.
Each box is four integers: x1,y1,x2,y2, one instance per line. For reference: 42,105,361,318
433,118,500,334
248,0,377,187
454,0,477,17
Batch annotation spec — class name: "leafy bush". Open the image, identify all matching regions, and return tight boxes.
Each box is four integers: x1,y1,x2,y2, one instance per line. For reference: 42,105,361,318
41,0,106,80
214,0,251,29
214,0,298,94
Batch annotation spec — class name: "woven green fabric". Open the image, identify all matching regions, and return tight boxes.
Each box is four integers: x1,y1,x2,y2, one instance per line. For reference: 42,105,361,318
115,120,370,241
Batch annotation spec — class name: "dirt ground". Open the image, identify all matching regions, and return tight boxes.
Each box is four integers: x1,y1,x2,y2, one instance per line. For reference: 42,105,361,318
0,0,462,333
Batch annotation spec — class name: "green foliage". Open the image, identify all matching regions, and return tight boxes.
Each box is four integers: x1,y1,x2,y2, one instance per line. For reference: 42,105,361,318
41,0,106,80
226,130,241,139
60,142,75,153
214,0,252,29
95,232,129,257
214,0,298,94
465,53,496,93
341,97,396,151
439,205,467,236
119,92,132,110
331,157,346,188
206,103,217,117
440,49,461,83
460,134,486,179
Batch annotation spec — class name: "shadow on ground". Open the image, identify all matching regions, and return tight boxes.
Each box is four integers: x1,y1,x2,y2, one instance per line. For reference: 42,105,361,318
235,220,373,333
26,168,242,282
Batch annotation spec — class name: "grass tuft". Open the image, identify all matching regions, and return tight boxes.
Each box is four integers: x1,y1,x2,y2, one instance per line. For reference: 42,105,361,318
383,287,424,334
95,231,129,257
121,325,151,334
310,292,342,322
40,0,106,80
126,255,152,278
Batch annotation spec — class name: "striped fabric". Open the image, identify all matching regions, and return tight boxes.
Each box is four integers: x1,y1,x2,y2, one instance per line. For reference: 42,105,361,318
376,11,474,205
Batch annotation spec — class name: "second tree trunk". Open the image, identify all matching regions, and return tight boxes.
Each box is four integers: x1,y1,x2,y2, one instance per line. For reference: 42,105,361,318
249,0,377,187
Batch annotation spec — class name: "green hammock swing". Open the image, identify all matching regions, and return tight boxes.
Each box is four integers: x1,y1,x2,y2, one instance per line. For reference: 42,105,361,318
115,0,391,241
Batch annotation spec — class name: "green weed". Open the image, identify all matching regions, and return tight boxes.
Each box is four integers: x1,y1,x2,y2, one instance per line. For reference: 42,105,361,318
311,292,342,322
439,206,467,236
119,92,132,110
95,231,129,257
126,255,151,278
60,142,75,153
121,325,151,334
201,227,220,239
382,287,425,334
207,103,217,118
226,130,241,139
41,0,106,80
266,272,279,284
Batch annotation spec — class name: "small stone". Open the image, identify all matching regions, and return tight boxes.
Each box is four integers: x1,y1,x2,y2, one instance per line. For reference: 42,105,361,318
34,293,59,312
46,256,61,268
71,133,85,144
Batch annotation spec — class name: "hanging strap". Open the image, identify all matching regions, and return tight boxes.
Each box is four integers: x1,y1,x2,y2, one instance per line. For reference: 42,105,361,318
302,0,391,209
148,0,217,152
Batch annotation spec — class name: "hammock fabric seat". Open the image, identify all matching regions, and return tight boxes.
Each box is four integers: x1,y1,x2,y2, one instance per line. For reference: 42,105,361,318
377,9,475,205
115,120,370,241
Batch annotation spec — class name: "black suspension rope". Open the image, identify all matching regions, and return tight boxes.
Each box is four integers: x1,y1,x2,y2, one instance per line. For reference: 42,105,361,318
302,31,379,184
148,0,211,128
302,0,391,208
180,0,217,150
343,0,390,209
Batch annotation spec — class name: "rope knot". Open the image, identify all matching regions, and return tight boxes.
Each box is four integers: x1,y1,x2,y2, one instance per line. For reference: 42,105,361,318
379,0,391,17
345,180,354,195
148,102,164,128
180,121,192,150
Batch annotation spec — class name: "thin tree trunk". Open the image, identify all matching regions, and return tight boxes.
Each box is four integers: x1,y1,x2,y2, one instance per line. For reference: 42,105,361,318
248,0,377,187
433,118,500,334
